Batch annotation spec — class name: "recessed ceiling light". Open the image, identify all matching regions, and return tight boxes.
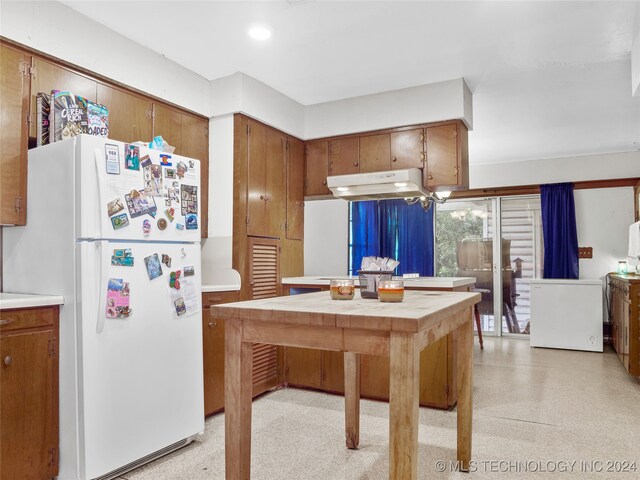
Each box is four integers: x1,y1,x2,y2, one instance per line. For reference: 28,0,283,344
248,25,272,41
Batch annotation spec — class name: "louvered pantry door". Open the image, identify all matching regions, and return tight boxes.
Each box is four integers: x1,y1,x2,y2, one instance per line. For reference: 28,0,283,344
248,237,282,395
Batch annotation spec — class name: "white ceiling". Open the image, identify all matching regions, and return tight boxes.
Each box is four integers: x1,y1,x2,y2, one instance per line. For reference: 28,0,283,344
62,1,640,165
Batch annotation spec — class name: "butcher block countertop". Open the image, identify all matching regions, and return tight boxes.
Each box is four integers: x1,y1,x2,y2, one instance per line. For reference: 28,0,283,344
211,290,480,333
282,275,476,289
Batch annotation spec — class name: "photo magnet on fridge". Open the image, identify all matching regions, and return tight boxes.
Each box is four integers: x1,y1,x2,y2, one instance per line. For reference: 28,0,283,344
111,248,134,267
111,213,130,230
125,144,140,171
107,197,125,217
162,254,172,268
125,190,157,218
164,168,176,179
180,185,198,216
144,253,163,280
174,297,187,316
176,161,188,179
184,266,195,277
105,144,120,175
185,214,198,230
106,278,131,318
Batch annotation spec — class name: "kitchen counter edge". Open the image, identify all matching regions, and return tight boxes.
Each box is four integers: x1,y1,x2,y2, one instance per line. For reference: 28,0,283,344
0,293,65,310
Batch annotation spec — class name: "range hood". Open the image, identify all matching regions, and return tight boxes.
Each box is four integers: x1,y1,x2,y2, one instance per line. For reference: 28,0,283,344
327,168,429,201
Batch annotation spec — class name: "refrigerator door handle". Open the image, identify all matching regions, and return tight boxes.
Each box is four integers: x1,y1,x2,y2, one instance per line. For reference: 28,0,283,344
96,240,110,334
94,148,107,239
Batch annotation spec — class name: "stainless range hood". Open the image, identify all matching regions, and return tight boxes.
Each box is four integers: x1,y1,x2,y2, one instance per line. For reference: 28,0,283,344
327,168,429,201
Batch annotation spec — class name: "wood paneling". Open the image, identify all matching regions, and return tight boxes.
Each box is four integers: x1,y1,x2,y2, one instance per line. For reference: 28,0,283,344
359,133,391,173
152,103,182,153
286,137,304,240
329,137,360,176
0,306,59,479
390,128,424,170
96,83,153,144
304,140,330,196
1,44,30,225
285,347,323,389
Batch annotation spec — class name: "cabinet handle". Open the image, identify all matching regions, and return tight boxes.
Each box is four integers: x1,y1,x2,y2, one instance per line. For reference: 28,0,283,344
209,297,222,303
3,356,11,366
392,157,397,162
259,195,265,200
208,321,217,329
353,162,359,167
0,319,15,326
428,174,433,180
322,180,327,185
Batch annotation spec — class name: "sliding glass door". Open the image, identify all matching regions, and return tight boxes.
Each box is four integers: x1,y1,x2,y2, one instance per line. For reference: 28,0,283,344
435,195,543,337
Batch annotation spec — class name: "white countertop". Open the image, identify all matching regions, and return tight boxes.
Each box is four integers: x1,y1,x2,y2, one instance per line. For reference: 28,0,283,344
202,284,241,293
282,276,476,288
0,293,65,310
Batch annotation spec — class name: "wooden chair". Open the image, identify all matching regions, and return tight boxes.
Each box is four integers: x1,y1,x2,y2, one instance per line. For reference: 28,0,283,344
470,287,489,350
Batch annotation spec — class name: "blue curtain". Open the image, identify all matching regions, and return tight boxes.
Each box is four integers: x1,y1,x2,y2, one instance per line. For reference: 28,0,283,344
351,199,434,276
540,183,579,279
350,201,379,274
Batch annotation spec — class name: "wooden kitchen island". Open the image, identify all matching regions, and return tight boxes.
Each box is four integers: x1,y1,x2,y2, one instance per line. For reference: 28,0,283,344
211,290,480,480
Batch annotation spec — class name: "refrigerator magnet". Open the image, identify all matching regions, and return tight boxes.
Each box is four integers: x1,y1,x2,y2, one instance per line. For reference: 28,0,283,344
143,219,151,238
160,154,172,167
176,161,188,179
105,144,120,175
111,248,134,267
107,197,124,217
174,297,187,316
125,144,140,170
169,270,181,290
185,214,198,230
164,168,176,179
180,248,186,258
176,223,185,231
106,278,131,318
165,208,175,222
144,253,163,280
162,254,172,268
157,218,167,230
111,213,129,230
125,190,157,218
184,266,195,277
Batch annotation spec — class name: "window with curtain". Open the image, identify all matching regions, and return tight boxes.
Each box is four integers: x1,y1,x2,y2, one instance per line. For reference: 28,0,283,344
349,199,434,276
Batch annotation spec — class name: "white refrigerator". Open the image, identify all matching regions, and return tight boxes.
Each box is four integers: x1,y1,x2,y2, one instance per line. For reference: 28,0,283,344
3,135,205,479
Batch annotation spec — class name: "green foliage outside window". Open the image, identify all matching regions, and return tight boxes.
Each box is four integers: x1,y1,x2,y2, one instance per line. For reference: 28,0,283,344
435,210,484,277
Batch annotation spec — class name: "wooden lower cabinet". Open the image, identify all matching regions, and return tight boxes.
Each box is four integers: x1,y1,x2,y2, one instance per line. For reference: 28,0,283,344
282,285,462,409
609,274,639,376
0,305,59,479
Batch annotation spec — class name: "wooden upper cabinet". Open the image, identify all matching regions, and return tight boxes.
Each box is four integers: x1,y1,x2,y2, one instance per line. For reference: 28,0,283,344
181,114,209,238
359,133,391,173
287,137,305,240
328,137,359,176
425,122,469,191
152,103,182,153
29,57,97,140
247,120,267,237
390,128,424,170
96,84,153,143
264,128,286,238
304,140,330,196
0,44,30,225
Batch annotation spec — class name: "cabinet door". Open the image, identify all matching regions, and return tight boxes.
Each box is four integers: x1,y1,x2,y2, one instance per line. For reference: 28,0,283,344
202,315,225,415
181,115,209,238
322,350,345,394
425,123,459,188
329,137,359,176
265,128,286,238
0,44,30,225
152,103,182,153
304,140,330,196
30,57,97,140
285,347,323,389
391,128,424,170
286,137,304,240
1,330,54,480
247,121,267,236
359,133,391,173
96,83,153,143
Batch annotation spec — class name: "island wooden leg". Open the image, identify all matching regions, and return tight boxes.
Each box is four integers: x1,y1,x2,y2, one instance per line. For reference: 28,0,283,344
225,321,253,480
344,352,361,449
456,312,474,471
389,332,419,480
